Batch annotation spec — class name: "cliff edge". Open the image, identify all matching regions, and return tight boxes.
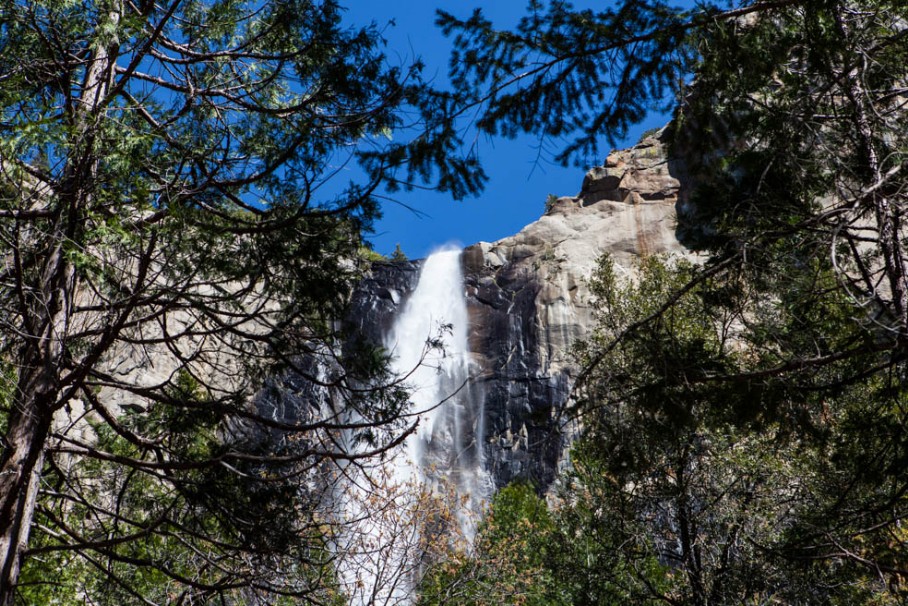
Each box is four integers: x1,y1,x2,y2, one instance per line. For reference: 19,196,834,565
461,132,694,488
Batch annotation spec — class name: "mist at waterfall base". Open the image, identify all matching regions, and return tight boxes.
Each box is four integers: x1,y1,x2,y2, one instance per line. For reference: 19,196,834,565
337,247,491,605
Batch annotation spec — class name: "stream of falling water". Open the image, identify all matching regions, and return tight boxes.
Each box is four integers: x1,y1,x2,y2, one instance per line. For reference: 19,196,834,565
338,247,490,606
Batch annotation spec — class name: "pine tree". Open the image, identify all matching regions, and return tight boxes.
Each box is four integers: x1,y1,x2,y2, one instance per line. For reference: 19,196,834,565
390,243,408,262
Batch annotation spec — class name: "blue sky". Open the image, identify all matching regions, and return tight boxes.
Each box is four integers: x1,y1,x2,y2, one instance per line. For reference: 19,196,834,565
341,1,672,259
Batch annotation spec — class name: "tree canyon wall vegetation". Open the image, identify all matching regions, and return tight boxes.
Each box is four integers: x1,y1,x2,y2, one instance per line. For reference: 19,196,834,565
4,0,908,604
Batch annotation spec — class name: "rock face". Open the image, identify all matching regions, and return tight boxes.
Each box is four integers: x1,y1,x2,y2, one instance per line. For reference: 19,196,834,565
348,259,423,346
355,133,693,491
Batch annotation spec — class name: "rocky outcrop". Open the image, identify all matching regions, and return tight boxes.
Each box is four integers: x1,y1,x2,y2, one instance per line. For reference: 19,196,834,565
356,132,695,491
461,132,693,489
347,259,423,345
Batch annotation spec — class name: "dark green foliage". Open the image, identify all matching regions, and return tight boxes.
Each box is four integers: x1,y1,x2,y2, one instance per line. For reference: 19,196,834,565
438,0,707,165
417,475,672,606
568,251,908,605
0,0,485,601
418,483,567,606
570,257,774,604
436,1,908,602
664,6,908,591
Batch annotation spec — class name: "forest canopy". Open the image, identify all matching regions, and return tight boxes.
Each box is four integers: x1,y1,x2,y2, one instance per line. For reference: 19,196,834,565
0,0,480,602
420,0,908,604
2,0,908,604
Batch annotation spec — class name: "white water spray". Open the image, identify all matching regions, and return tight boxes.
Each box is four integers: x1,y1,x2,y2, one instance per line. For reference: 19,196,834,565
337,247,490,606
385,248,489,531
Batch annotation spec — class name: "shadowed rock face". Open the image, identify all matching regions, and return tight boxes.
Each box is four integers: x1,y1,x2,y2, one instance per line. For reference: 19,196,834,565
353,133,694,492
347,260,423,346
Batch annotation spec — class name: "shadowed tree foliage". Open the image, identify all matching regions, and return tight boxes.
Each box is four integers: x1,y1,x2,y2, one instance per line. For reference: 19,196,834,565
436,0,807,166
568,254,906,604
437,0,908,603
0,0,484,602
417,483,566,606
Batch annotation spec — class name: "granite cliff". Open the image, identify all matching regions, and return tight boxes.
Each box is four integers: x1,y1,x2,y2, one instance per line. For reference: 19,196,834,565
352,132,695,491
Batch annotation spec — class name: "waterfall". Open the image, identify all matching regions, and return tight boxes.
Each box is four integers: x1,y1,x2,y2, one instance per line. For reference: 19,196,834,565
385,248,489,535
337,246,490,606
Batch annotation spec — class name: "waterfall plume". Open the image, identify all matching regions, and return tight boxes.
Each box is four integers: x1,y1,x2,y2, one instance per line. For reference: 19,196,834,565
338,246,490,605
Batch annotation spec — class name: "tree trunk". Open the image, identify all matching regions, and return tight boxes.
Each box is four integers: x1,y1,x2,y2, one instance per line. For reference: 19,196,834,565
0,411,48,604
0,328,61,601
0,5,119,596
836,7,908,341
0,240,74,602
